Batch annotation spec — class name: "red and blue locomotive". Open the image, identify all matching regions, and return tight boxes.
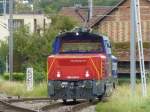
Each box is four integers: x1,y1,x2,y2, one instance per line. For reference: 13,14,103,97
47,28,117,102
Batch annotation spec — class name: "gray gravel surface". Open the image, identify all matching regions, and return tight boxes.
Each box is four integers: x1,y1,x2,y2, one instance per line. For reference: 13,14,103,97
0,92,8,100
79,105,96,112
44,105,72,112
45,105,96,112
12,100,52,111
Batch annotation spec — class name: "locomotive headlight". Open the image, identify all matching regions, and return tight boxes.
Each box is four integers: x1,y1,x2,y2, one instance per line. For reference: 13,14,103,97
85,70,90,78
56,71,61,78
76,32,79,36
100,55,106,59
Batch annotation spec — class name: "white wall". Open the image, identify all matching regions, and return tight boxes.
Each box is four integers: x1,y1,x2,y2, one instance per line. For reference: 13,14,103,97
0,14,51,41
0,16,9,41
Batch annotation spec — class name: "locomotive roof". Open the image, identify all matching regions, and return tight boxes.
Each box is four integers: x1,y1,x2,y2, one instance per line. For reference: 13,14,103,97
56,32,104,41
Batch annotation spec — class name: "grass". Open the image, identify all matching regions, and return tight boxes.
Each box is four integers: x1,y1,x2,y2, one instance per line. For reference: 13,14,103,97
1,78,150,112
96,84,150,112
0,79,47,97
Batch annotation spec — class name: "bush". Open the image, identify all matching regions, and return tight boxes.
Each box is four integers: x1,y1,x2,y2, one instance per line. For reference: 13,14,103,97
146,71,150,82
34,70,46,83
3,72,25,81
0,59,5,74
112,42,130,50
143,42,150,49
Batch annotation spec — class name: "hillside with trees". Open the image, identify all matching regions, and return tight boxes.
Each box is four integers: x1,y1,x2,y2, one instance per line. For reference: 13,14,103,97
14,0,121,14
37,0,121,13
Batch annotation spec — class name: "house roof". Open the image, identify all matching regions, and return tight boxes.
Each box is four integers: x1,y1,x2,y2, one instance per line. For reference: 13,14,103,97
60,0,150,28
59,0,126,28
90,0,150,28
90,0,126,28
59,6,112,25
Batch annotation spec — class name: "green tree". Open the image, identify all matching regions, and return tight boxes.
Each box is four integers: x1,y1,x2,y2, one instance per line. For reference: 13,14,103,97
0,15,77,81
12,15,78,82
0,40,8,74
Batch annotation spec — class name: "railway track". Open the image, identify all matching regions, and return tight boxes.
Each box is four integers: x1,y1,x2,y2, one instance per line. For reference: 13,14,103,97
40,100,99,112
0,96,100,112
0,100,36,112
7,97,51,103
8,97,53,112
40,102,65,112
71,101,96,112
0,97,53,112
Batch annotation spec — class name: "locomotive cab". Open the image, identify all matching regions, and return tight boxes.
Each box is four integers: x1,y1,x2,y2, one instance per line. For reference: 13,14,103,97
47,30,117,102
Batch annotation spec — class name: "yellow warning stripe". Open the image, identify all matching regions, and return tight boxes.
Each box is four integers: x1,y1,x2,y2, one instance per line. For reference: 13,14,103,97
101,60,103,77
47,61,48,82
47,58,56,78
90,58,100,80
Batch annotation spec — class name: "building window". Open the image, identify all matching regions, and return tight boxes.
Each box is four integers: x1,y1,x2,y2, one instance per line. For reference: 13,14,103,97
8,19,24,30
34,18,37,32
0,0,9,14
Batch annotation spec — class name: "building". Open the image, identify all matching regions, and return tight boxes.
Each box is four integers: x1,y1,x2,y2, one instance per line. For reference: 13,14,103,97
0,0,34,15
59,6,112,27
0,14,51,40
15,0,33,4
91,0,150,42
60,0,150,61
90,0,150,61
0,0,9,14
60,0,150,42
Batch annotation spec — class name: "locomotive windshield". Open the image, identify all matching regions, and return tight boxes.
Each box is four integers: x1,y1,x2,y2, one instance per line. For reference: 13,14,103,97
60,40,102,53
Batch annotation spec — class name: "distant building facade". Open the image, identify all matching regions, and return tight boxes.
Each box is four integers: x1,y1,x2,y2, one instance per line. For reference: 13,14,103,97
15,0,33,4
0,14,51,40
91,0,150,42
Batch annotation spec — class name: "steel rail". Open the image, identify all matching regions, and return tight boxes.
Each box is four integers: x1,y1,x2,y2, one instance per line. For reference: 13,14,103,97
39,102,63,111
7,97,51,103
40,100,99,112
0,100,37,112
71,100,99,112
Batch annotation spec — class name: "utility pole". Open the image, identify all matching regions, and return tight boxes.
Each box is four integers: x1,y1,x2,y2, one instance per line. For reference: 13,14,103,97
8,0,13,81
6,56,8,73
88,0,93,19
33,0,38,14
3,0,6,15
130,0,136,96
131,0,147,96
135,0,147,97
